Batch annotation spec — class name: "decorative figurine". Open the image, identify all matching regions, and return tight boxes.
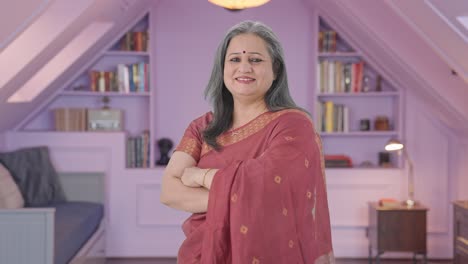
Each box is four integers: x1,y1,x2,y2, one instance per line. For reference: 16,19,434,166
376,75,383,92
156,138,173,166
101,96,110,109
359,119,370,131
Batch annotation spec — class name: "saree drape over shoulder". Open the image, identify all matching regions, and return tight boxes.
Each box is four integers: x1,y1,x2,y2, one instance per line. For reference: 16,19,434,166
175,109,334,264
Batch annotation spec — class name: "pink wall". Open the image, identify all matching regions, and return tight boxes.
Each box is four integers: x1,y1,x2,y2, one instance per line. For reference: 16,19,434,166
152,0,314,144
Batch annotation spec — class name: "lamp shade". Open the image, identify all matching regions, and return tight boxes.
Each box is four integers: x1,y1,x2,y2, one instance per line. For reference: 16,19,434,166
208,0,270,10
385,138,404,152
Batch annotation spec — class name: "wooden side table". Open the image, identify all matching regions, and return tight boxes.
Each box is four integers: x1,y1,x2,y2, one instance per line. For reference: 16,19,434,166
367,202,428,264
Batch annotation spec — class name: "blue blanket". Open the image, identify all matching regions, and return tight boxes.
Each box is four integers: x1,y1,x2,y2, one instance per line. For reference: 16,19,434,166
51,201,104,264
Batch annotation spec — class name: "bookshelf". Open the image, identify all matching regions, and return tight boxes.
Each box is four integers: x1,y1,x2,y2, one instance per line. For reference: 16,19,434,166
315,17,402,168
19,12,153,169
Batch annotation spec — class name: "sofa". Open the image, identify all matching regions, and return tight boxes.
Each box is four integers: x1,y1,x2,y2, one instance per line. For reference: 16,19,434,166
0,146,105,264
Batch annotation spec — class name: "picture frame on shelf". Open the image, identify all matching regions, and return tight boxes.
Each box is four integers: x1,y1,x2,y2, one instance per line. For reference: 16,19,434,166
87,108,123,131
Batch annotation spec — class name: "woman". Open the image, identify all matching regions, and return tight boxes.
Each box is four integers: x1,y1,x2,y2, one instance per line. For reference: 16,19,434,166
160,20,334,264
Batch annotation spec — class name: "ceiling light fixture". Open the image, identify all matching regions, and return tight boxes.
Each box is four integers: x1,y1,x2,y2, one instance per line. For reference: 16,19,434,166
208,0,270,10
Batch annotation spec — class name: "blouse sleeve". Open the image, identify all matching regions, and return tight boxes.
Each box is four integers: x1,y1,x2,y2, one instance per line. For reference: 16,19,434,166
174,114,208,163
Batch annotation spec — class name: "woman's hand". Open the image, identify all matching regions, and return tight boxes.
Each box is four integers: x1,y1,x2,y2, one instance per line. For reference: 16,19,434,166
181,167,204,187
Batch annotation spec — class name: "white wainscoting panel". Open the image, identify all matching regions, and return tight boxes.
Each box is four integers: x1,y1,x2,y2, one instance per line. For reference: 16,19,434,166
49,147,109,172
326,168,403,227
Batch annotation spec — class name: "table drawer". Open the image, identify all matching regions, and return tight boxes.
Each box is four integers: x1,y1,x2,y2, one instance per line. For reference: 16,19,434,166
455,209,468,223
455,237,468,264
377,210,426,252
454,254,468,264
455,209,468,240
453,201,468,264
457,237,468,253
459,224,468,240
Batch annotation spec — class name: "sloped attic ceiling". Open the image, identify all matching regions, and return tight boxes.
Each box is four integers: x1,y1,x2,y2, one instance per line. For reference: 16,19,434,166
0,0,52,51
0,0,154,132
308,0,468,135
387,0,468,84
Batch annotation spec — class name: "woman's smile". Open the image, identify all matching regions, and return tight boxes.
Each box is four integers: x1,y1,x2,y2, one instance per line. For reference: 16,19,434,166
235,76,256,84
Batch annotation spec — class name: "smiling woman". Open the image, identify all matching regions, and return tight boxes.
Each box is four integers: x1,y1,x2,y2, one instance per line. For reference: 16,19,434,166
160,20,334,264
223,33,276,111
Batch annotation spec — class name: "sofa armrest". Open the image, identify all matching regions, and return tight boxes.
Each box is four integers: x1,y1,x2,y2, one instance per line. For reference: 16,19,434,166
0,208,55,264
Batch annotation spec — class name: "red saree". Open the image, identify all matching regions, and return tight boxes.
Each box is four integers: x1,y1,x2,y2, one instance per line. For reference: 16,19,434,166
175,109,334,264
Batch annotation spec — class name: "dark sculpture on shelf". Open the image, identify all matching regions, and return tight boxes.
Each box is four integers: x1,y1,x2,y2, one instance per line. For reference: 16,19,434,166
156,138,173,166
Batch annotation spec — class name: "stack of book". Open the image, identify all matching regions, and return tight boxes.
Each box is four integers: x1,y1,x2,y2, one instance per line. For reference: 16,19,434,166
324,155,353,168
318,30,337,52
378,198,401,208
316,101,349,133
317,60,365,94
118,31,149,52
126,130,150,168
89,62,149,93
53,108,88,131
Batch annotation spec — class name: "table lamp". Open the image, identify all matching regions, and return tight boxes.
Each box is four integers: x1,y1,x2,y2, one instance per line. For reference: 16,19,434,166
384,138,415,207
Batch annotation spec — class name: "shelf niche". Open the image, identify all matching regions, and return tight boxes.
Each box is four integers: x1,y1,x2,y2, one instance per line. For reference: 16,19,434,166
20,13,153,169
315,17,402,169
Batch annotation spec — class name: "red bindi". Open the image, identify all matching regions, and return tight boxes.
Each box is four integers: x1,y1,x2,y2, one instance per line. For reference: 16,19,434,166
242,50,246,54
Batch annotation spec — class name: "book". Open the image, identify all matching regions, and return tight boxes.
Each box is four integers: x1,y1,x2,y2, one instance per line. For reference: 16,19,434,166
53,108,87,131
324,154,352,168
378,198,401,208
325,101,334,132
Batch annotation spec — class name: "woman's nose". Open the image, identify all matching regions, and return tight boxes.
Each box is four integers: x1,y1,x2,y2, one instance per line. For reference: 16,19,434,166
238,61,252,73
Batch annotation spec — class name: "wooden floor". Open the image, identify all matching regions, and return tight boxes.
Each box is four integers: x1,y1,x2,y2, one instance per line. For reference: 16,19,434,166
106,258,453,264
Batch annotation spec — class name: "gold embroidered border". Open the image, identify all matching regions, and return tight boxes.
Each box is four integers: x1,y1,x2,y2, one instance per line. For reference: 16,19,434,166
314,133,327,185
200,109,308,157
175,137,201,161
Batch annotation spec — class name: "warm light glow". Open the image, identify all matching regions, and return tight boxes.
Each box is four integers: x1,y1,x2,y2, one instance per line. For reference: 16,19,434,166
208,0,270,10
384,139,404,151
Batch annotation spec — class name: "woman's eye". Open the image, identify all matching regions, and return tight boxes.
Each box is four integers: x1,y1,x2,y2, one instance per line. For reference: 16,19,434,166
228,57,262,63
250,58,263,63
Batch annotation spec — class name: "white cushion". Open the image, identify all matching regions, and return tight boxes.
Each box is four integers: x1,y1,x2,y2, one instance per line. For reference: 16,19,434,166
0,163,24,209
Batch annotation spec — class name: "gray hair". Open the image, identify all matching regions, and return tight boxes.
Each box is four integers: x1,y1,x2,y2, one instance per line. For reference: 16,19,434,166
203,20,305,150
